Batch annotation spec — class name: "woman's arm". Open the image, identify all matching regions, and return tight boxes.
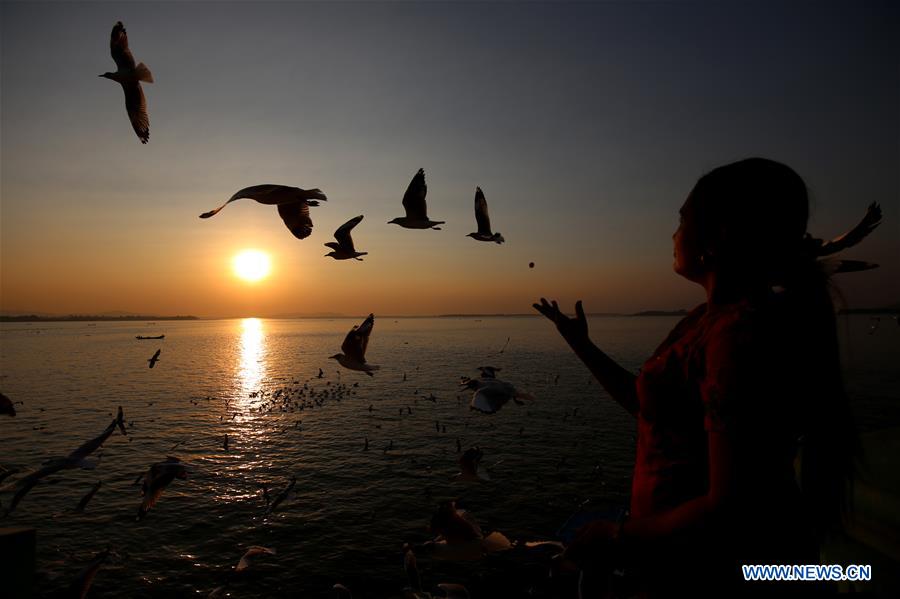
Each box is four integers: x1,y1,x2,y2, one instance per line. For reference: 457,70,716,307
621,429,734,540
533,299,639,417
566,429,735,563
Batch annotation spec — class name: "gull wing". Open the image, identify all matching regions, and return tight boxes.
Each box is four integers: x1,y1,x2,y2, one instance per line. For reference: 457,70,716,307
74,480,102,513
236,546,276,572
68,415,120,462
402,168,428,219
277,202,314,240
137,458,186,519
341,314,374,362
4,461,69,513
110,22,136,71
334,215,364,252
474,187,492,235
818,202,882,257
470,383,513,414
123,82,149,144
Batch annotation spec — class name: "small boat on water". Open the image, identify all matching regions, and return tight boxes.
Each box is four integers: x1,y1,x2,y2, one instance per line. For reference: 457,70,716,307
136,335,165,340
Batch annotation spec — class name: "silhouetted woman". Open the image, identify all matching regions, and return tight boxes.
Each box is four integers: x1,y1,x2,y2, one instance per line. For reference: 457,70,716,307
535,158,881,596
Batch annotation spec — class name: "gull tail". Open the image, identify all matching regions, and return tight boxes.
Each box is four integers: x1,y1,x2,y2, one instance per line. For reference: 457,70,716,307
301,188,327,202
135,63,154,83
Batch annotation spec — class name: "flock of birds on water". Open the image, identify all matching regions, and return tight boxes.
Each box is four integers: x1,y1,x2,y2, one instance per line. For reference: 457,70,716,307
1,348,588,599
3,18,896,599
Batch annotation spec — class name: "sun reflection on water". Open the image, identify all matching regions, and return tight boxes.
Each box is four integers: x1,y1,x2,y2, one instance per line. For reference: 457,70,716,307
238,317,266,398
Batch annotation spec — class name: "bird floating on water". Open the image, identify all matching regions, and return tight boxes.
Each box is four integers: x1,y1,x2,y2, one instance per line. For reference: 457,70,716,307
136,456,187,520
325,215,367,260
388,169,444,230
199,184,327,240
330,314,379,376
100,22,153,143
466,187,504,244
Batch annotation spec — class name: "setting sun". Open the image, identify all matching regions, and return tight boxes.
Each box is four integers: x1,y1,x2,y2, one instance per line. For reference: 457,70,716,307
232,249,271,282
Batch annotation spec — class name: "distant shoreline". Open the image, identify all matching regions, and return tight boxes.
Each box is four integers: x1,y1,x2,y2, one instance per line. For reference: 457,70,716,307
2,307,895,322
0,315,198,322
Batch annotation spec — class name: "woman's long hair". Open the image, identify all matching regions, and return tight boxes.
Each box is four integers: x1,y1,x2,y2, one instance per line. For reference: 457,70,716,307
691,158,859,541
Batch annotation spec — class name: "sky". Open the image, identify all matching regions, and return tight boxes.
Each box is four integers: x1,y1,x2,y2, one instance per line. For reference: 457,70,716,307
1,0,898,317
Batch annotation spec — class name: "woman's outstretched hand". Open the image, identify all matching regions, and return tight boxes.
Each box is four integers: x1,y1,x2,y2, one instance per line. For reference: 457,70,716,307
533,298,589,347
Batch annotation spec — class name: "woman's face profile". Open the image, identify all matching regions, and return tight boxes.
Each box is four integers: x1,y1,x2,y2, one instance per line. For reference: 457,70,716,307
673,194,706,283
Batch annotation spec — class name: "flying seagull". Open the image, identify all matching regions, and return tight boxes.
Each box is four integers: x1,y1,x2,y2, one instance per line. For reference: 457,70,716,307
325,215,367,260
3,408,125,515
388,169,444,230
466,187,504,244
200,185,327,240
266,475,296,515
136,456,188,520
148,349,161,369
68,546,111,599
330,314,379,376
460,374,534,415
100,22,153,143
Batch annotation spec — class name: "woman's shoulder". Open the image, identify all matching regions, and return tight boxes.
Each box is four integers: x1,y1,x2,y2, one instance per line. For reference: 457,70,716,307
702,296,786,354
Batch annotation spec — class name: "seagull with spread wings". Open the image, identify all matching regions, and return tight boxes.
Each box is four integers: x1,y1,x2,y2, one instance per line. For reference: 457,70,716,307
136,456,188,520
99,22,153,143
330,314,379,376
388,169,445,230
148,349,161,369
2,407,125,515
325,215,368,260
199,185,327,240
466,187,504,244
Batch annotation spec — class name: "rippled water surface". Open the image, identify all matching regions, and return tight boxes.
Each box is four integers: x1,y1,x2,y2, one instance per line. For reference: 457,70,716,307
1,315,898,597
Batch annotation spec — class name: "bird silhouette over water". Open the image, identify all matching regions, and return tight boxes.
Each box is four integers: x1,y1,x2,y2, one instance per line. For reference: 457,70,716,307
199,185,327,240
389,169,444,230
100,22,153,143
330,314,380,376
136,456,187,520
466,187,504,244
325,215,368,260
148,349,161,368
